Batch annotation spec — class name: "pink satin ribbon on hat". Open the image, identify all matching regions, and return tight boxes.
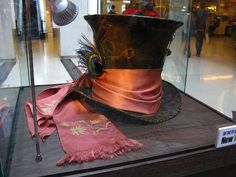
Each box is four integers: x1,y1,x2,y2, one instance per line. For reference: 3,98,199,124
91,69,163,114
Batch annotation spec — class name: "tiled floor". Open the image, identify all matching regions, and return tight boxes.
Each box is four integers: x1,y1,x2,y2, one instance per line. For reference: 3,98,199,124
1,35,72,87
185,36,236,118
2,34,236,118
31,36,72,85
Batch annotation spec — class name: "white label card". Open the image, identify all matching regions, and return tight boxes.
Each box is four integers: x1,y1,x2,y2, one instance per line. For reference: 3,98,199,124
216,125,236,148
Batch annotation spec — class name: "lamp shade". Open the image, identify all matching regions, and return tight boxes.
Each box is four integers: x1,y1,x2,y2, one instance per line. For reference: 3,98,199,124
52,0,78,26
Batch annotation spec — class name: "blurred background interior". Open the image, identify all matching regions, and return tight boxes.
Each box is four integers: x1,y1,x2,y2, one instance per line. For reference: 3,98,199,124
0,0,236,176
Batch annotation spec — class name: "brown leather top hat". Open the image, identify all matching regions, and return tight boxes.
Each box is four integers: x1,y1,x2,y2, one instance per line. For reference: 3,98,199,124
73,14,183,124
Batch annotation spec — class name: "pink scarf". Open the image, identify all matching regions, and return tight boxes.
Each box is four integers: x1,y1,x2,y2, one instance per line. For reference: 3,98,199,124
25,69,162,165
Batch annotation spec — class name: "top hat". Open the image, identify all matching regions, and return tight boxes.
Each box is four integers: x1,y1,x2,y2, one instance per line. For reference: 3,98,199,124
74,14,183,123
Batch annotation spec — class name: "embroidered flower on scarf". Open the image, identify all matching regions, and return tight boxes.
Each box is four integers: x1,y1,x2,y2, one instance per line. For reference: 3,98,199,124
94,122,110,134
70,126,86,135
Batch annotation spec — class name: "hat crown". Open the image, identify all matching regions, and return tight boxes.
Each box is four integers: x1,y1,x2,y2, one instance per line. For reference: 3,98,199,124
84,15,183,69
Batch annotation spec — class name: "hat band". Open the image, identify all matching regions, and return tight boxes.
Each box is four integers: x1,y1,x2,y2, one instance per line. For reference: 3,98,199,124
92,69,163,115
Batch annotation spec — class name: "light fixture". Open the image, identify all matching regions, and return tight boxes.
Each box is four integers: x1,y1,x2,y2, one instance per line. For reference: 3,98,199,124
51,0,79,26
123,0,131,3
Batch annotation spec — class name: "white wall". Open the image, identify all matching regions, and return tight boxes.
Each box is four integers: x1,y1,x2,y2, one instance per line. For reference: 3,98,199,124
10,0,16,29
60,0,98,57
0,0,15,59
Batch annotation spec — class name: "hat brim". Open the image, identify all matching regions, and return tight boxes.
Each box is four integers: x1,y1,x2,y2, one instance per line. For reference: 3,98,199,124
71,80,181,124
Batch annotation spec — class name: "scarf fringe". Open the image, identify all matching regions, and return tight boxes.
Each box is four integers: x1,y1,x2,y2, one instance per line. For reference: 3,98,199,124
56,138,142,166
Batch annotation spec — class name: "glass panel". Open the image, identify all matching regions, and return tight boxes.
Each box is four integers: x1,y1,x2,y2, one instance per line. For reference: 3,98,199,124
4,0,236,176
161,0,191,91
185,1,236,118
100,0,191,91
0,0,29,176
28,0,94,85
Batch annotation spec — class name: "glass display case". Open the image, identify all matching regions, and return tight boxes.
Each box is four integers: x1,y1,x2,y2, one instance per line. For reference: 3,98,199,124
1,0,236,177
0,0,29,176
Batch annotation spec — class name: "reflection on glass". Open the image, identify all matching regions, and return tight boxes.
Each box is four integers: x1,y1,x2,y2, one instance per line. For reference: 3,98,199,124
202,75,233,81
100,0,190,91
0,0,28,176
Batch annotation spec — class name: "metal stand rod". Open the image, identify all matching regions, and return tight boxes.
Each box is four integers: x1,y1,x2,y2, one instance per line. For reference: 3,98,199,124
183,0,193,93
25,0,42,162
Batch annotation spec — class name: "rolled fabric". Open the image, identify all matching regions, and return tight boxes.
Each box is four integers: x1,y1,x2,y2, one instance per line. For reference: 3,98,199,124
92,69,163,114
24,83,72,139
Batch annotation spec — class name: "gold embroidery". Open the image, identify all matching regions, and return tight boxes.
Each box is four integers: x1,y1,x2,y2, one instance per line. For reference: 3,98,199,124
95,122,111,134
38,100,59,115
71,126,86,135
98,115,107,121
60,122,70,127
75,120,86,124
90,120,100,125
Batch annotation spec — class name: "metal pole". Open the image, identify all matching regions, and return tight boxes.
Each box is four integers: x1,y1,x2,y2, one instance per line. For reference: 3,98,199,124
183,0,193,92
25,0,42,162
